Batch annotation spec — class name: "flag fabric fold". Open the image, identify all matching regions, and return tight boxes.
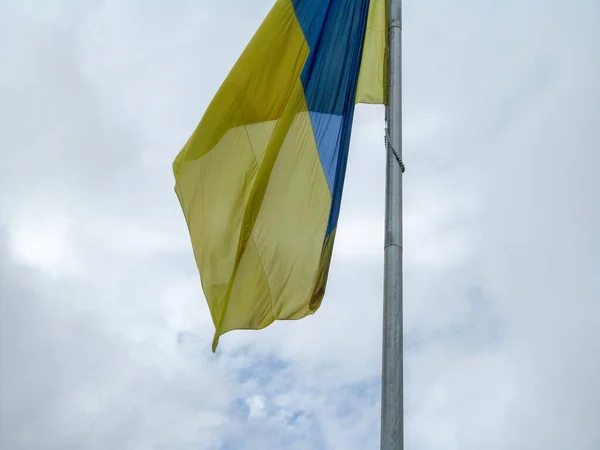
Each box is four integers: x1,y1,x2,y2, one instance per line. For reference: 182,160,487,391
173,0,387,351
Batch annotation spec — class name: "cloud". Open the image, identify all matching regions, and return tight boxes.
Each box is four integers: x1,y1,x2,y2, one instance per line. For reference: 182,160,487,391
0,228,233,450
1,0,599,449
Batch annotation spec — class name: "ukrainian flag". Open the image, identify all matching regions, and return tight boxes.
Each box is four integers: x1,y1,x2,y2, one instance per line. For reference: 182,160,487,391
173,0,387,351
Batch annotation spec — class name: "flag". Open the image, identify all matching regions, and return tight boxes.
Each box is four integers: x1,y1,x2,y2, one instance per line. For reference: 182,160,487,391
173,0,387,351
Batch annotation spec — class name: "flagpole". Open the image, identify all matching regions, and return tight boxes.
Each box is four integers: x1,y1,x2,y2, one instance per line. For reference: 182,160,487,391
381,0,403,448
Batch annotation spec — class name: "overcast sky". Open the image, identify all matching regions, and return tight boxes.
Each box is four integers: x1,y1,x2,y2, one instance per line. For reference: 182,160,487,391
1,0,599,449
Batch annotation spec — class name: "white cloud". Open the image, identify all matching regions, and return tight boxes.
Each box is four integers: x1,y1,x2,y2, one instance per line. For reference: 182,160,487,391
8,210,74,276
246,395,267,420
1,0,599,449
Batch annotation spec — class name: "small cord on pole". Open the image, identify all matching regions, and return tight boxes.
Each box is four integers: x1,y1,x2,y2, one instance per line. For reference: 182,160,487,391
385,128,405,173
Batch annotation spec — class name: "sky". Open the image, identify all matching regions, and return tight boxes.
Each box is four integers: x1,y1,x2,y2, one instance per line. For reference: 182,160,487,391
0,0,599,449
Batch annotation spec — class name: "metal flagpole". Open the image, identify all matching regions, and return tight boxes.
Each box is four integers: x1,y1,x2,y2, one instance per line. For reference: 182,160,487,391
381,0,404,448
